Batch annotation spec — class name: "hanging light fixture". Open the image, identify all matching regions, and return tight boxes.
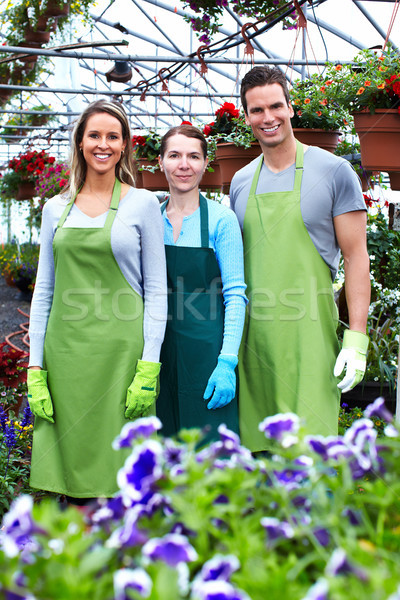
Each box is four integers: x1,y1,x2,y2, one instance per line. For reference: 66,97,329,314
106,61,132,83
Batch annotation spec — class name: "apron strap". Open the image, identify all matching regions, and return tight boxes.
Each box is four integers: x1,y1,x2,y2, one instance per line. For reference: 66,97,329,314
104,179,121,230
199,193,209,249
249,140,305,196
56,179,121,230
161,194,209,248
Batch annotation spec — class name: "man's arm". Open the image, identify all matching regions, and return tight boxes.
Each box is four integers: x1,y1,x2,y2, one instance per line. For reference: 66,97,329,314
333,209,370,332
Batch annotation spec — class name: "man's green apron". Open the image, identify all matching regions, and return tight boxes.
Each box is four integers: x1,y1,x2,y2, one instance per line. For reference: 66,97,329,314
239,142,340,452
156,194,239,444
30,180,144,497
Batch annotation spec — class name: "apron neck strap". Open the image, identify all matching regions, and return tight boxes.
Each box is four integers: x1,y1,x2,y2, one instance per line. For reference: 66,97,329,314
249,140,304,196
56,178,121,229
199,193,209,249
161,194,209,248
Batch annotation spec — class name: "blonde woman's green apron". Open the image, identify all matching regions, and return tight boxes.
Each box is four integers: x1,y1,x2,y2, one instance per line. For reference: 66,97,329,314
30,180,144,497
239,142,340,452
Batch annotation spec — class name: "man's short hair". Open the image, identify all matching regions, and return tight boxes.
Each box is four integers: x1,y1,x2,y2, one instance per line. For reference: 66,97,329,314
241,66,290,114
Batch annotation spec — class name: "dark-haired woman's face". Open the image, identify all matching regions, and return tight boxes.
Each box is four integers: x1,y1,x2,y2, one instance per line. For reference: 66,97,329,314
79,112,126,177
159,134,208,195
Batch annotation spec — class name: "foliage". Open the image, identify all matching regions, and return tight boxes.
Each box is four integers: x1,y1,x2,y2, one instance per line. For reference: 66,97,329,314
132,131,162,162
325,44,400,113
1,409,400,599
181,0,297,45
338,404,387,437
0,402,33,517
290,73,352,131
367,209,400,290
0,343,27,388
0,171,21,201
35,161,70,202
0,241,39,289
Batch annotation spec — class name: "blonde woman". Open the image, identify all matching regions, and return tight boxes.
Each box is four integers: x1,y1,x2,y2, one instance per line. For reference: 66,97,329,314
27,100,167,503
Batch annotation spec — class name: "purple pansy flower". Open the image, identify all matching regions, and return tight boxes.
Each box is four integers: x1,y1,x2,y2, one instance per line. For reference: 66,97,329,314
106,506,148,549
113,567,152,599
342,507,361,526
195,554,240,583
142,533,198,567
117,440,163,502
192,580,250,600
363,397,393,423
325,548,368,581
260,517,294,546
300,578,329,600
113,417,162,450
384,424,399,438
313,527,330,547
259,413,300,447
164,438,186,469
0,496,44,558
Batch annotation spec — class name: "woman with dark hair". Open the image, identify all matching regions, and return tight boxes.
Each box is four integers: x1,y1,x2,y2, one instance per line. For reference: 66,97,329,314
27,100,167,502
156,124,247,443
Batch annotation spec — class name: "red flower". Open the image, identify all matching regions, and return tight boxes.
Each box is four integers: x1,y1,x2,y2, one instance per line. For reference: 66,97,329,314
181,120,192,125
132,135,147,147
215,102,239,119
203,122,214,136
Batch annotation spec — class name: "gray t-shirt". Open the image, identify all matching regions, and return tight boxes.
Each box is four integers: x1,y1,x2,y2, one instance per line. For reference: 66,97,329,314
230,146,366,280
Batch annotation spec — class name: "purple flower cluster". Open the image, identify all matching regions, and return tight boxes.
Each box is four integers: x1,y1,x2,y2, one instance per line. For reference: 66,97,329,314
0,496,43,559
259,412,300,447
192,554,249,600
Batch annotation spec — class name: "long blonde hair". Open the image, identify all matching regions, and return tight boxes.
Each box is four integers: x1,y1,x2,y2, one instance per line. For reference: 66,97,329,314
67,99,136,198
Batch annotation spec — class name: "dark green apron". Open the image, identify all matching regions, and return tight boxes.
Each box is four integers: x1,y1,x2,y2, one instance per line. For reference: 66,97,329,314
156,194,239,443
30,180,144,497
238,142,340,452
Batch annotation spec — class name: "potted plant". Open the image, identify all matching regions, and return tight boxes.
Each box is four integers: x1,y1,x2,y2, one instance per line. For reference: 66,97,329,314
8,150,56,200
289,73,352,152
132,131,168,191
181,0,297,45
203,102,260,193
326,45,400,188
0,104,55,143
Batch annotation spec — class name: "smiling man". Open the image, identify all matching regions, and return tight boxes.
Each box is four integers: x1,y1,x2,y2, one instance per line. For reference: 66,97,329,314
230,66,370,452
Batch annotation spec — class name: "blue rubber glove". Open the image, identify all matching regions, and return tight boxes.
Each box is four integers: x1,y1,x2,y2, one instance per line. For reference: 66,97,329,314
203,355,238,410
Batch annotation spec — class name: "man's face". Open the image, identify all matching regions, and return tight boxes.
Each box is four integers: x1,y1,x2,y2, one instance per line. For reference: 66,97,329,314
244,83,294,149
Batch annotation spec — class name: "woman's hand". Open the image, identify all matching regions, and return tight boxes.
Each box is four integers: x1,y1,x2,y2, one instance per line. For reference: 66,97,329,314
203,355,238,410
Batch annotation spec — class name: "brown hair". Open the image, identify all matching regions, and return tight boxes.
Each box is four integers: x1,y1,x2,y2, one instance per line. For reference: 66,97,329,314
241,66,290,114
160,124,208,159
67,99,136,198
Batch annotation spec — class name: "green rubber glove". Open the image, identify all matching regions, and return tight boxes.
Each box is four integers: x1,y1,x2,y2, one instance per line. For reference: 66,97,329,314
125,360,161,420
27,369,55,424
334,330,369,393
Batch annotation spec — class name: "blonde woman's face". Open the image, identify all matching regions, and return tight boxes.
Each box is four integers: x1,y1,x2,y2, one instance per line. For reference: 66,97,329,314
80,112,126,177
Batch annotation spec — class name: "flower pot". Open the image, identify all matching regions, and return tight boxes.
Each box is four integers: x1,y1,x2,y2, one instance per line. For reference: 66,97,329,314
293,128,341,153
134,170,143,189
42,0,70,17
16,181,36,200
216,143,262,194
200,162,222,191
341,381,396,414
352,109,400,175
389,171,400,191
16,41,41,64
139,160,169,191
25,27,51,44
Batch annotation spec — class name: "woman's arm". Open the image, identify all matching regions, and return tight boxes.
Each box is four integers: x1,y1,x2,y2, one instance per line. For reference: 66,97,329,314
28,201,58,367
213,207,248,357
140,196,168,362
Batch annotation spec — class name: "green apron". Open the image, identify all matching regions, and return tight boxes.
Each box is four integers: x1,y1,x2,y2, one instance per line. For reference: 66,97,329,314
30,179,144,497
156,194,239,444
239,142,340,452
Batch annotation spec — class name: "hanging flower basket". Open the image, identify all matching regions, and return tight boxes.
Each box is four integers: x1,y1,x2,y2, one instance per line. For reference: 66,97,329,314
292,128,341,153
42,0,70,17
215,143,262,194
16,180,36,200
139,160,168,191
352,109,400,190
200,162,222,191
